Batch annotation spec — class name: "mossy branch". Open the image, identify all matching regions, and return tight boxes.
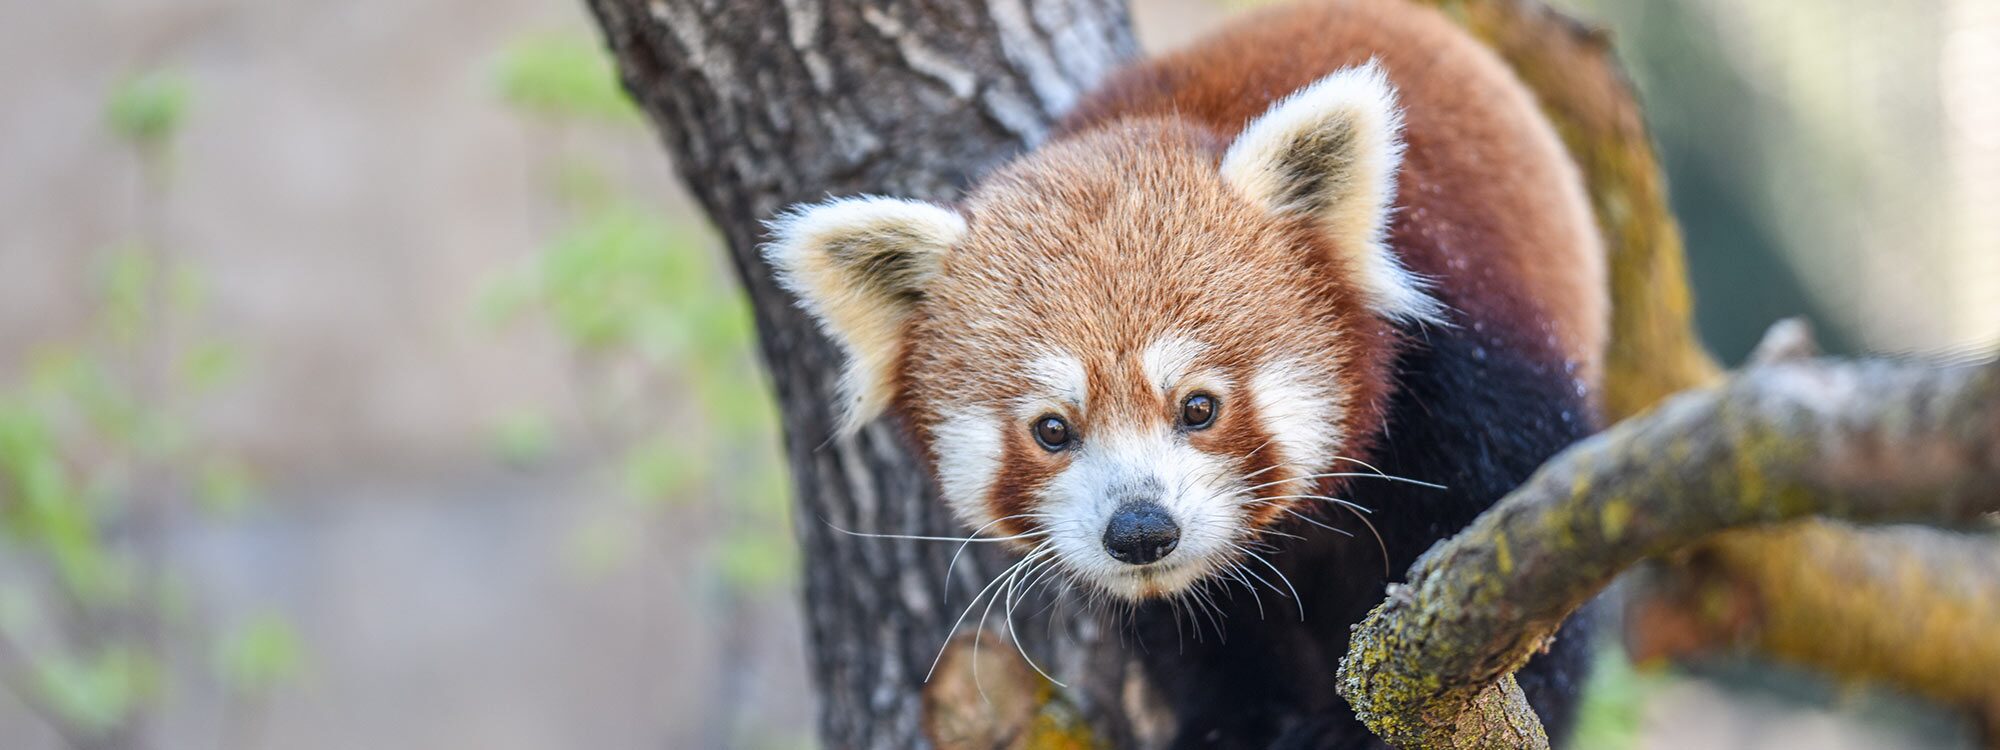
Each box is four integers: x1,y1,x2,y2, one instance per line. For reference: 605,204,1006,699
1337,355,2000,749
1627,319,2000,732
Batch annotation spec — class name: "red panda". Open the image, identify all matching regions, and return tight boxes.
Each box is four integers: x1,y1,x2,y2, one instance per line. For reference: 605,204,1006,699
768,0,1607,746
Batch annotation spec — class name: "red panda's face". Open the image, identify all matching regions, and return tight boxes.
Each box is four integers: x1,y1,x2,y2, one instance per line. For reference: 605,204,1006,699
767,64,1431,600
900,122,1394,599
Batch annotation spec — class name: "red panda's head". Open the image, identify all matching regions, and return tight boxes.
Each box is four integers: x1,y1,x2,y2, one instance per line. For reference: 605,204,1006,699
767,65,1439,600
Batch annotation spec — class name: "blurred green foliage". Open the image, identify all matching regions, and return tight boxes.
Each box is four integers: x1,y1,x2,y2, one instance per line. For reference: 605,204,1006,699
105,72,191,149
489,409,556,467
492,32,641,123
485,32,791,594
214,613,305,695
0,69,296,747
35,646,158,735
1570,645,1663,750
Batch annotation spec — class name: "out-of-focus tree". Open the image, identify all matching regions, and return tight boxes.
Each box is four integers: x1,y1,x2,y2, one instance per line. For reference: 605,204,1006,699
0,70,300,750
1566,0,1999,362
481,32,795,749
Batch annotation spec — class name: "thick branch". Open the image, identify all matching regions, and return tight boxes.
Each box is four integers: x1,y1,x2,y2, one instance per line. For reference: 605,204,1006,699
1628,320,2000,730
1338,357,2000,749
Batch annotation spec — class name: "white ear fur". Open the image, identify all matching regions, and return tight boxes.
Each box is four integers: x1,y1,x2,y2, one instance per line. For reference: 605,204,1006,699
1220,62,1444,325
764,195,966,434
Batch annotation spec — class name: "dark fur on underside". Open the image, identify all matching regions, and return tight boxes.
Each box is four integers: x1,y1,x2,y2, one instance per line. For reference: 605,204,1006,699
1130,323,1598,749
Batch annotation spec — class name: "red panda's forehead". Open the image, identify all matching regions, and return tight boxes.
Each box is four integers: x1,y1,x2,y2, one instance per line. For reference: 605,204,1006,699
904,120,1352,427
940,121,1336,328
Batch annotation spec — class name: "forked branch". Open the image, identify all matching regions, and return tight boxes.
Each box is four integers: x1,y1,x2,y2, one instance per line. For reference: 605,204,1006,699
1337,353,2000,749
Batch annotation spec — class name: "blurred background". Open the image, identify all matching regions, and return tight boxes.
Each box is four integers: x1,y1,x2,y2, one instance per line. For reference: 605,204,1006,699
0,0,1992,749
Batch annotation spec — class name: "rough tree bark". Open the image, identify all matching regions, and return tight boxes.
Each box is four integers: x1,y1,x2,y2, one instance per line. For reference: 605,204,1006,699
582,1,1137,746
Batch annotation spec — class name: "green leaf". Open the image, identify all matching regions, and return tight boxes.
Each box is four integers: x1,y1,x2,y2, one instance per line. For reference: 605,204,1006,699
35,647,158,733
215,613,305,694
699,369,778,441
489,410,554,466
1570,645,1661,750
715,527,794,591
0,400,127,604
196,455,256,516
184,340,243,393
99,243,154,344
106,71,192,146
475,263,541,329
169,262,209,316
738,462,792,520
492,33,640,123
621,434,700,505
534,206,702,351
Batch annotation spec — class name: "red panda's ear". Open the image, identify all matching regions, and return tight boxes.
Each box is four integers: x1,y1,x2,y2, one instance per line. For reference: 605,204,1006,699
764,195,965,433
1220,62,1444,325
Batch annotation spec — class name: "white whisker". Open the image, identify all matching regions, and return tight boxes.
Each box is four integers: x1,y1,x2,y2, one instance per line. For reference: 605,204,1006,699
1274,505,1354,538
926,543,1053,686
1241,471,1445,494
1230,541,1304,621
1221,561,1267,620
825,520,1047,544
1249,494,1376,515
1248,494,1391,577
943,513,1048,598
1227,553,1290,603
973,547,1054,701
1001,552,1068,687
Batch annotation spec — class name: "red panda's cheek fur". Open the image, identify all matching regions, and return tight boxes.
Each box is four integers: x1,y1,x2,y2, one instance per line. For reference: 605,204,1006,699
892,107,1411,581
978,436,1053,541
899,353,1066,544
1185,386,1286,529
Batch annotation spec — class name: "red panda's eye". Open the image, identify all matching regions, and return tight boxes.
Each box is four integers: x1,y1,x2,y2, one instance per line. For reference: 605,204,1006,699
1033,415,1072,451
1181,393,1218,429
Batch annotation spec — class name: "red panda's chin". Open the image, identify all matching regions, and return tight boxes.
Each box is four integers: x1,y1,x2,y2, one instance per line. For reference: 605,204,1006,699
1088,556,1220,601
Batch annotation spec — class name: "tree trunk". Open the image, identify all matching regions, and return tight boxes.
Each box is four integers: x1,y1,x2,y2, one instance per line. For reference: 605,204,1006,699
580,1,1137,746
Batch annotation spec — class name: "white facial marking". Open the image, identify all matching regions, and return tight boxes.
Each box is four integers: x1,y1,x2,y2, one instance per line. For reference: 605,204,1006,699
931,406,1003,524
1140,334,1206,393
1044,427,1243,599
1022,351,1088,414
1251,357,1345,493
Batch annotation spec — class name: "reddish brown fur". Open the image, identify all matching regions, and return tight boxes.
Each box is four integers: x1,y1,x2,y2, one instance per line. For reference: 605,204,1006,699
846,5,1611,733
1064,0,1607,382
901,121,1398,536
899,0,1603,540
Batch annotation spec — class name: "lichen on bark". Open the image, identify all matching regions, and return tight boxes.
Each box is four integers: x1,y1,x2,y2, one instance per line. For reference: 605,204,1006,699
1338,355,2000,749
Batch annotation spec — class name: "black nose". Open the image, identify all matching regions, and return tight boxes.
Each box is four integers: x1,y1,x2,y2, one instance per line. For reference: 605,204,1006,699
1102,501,1181,565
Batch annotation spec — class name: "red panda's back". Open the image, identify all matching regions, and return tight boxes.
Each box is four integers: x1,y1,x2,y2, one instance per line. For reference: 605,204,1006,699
1059,0,1607,385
